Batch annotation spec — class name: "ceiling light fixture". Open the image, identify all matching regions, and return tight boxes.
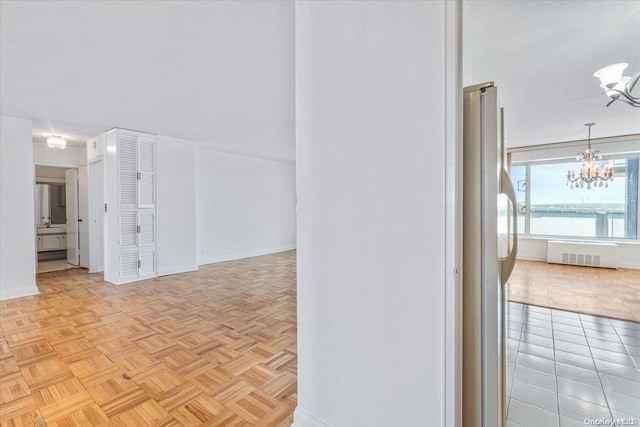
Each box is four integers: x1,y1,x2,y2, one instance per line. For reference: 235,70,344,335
46,135,67,150
566,123,613,190
593,63,640,107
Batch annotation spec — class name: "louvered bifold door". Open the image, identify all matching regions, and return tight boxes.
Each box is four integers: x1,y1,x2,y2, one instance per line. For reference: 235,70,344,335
138,249,156,278
119,212,138,247
137,137,156,208
120,250,139,279
118,135,138,209
138,212,155,246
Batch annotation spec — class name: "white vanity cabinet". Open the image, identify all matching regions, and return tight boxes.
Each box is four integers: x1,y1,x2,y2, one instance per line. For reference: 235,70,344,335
38,233,67,251
42,235,59,250
103,128,157,284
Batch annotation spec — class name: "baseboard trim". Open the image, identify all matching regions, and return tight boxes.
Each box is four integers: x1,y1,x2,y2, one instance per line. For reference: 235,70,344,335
292,408,331,427
516,255,547,262
198,245,296,266
158,264,199,277
0,285,39,301
518,256,640,270
619,262,640,270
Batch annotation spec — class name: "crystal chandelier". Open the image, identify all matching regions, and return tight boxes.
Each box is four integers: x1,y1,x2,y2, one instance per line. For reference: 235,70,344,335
566,123,613,189
593,63,640,107
46,135,67,150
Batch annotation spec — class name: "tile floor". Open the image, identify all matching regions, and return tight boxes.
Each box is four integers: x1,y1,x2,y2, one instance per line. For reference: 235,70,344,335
506,302,640,427
37,259,77,273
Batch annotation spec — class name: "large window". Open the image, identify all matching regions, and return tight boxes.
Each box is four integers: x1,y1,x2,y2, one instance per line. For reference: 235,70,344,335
510,157,639,239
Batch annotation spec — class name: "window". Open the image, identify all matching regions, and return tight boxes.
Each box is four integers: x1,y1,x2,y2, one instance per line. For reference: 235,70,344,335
510,164,526,235
510,157,639,239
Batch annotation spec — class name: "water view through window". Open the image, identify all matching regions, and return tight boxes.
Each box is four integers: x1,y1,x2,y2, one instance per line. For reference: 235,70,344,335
510,157,639,239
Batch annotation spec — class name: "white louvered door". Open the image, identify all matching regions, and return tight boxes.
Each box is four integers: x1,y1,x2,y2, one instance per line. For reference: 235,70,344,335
119,212,138,247
118,135,138,209
120,251,139,279
139,249,156,277
137,137,156,209
115,130,157,282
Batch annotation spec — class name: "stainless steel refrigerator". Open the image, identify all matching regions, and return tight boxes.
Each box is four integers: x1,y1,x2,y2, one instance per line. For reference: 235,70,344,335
463,82,518,427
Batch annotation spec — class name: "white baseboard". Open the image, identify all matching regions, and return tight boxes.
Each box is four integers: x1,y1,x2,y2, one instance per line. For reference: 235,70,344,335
198,245,296,266
158,264,199,277
0,285,39,301
619,261,640,270
516,254,547,262
292,408,331,427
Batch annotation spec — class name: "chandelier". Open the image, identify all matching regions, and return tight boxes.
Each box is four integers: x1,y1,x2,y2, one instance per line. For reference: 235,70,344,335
46,135,67,150
593,63,640,107
566,123,613,189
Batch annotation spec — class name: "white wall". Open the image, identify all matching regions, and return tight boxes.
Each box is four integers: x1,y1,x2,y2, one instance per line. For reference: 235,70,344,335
33,141,86,167
1,115,38,300
35,165,67,181
196,145,296,265
157,135,198,275
295,2,458,426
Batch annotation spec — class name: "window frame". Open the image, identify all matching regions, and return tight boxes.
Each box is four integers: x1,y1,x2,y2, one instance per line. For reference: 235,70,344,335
510,153,640,242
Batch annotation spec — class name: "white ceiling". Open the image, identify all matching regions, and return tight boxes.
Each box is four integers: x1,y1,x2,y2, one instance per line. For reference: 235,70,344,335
2,1,638,158
464,0,640,147
0,0,294,161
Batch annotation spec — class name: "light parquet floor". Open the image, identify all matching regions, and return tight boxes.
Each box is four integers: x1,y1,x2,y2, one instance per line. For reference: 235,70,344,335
0,251,297,427
509,260,640,323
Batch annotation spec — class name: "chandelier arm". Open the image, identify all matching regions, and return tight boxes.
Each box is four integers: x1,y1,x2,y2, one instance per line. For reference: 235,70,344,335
606,88,640,102
605,89,640,107
617,95,640,108
621,100,640,108
627,69,640,94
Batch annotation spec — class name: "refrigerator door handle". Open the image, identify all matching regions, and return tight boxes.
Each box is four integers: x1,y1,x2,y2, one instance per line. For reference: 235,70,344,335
500,167,518,285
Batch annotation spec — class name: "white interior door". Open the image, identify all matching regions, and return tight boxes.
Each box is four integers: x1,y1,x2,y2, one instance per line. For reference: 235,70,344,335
65,168,80,265
89,159,104,272
78,166,89,268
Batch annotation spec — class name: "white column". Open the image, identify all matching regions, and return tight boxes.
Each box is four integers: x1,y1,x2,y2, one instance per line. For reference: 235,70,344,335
1,115,38,300
294,1,461,426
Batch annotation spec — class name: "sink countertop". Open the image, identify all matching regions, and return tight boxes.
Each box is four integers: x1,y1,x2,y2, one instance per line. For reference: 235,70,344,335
36,226,66,235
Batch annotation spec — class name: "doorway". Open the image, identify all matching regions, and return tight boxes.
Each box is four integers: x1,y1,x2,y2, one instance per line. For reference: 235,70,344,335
34,164,87,273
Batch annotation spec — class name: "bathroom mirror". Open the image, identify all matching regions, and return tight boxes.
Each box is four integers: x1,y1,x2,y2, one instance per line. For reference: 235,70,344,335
35,183,66,225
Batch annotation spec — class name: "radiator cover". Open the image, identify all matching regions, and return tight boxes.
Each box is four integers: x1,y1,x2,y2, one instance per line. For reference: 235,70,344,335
547,241,618,269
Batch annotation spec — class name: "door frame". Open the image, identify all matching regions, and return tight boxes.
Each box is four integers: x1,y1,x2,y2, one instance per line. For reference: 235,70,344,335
33,162,80,274
65,168,80,266
78,166,90,268
444,1,463,426
87,156,105,273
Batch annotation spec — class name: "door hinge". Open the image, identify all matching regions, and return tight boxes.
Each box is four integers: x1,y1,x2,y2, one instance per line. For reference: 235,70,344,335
137,225,141,233
104,203,108,213
137,172,141,180
138,260,141,268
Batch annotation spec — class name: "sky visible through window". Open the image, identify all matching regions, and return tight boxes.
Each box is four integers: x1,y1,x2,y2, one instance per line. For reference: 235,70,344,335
530,161,626,207
510,158,637,239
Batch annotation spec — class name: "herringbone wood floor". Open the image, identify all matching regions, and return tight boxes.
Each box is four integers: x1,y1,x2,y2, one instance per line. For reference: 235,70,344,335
0,251,297,427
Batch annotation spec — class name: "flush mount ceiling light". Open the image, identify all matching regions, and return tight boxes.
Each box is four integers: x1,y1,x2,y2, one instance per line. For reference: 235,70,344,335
46,135,67,150
566,123,614,190
593,63,640,107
